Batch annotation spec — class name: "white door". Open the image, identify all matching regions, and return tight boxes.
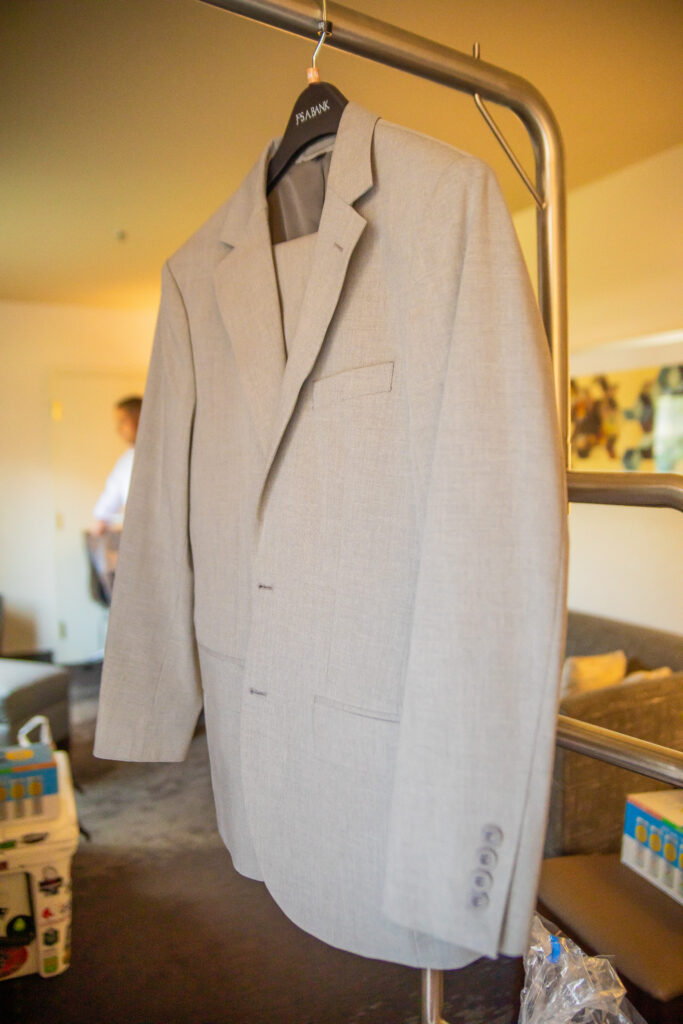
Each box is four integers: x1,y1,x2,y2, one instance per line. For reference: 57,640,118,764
50,369,146,664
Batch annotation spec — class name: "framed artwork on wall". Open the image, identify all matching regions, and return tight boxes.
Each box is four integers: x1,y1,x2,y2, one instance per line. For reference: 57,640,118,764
570,362,683,473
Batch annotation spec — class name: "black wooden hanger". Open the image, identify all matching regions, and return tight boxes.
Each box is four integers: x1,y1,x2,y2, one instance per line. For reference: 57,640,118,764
266,6,347,195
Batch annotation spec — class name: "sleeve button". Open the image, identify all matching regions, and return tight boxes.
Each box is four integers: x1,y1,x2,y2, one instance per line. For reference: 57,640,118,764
468,891,490,910
477,846,498,869
481,824,503,847
470,869,493,892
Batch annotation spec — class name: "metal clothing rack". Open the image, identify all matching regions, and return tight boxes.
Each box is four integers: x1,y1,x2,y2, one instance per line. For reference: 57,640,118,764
198,3,683,1021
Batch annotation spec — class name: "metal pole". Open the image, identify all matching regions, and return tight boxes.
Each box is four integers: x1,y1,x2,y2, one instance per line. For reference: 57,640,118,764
556,715,683,787
568,470,683,512
421,967,446,1024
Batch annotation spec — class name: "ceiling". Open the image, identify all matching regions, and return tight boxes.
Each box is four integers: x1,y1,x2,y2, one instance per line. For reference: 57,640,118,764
2,0,681,309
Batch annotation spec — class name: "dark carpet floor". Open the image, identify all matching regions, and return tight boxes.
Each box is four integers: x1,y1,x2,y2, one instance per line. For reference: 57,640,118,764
2,663,525,1024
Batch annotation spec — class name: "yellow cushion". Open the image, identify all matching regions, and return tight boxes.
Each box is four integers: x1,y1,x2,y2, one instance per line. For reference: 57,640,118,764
561,650,627,698
622,666,673,685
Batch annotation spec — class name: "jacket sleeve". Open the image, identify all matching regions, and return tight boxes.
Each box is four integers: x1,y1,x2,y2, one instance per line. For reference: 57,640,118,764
93,260,204,762
381,162,569,958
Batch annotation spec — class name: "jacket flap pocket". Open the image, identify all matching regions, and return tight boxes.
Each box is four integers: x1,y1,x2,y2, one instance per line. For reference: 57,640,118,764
312,694,400,774
313,694,400,722
312,361,394,409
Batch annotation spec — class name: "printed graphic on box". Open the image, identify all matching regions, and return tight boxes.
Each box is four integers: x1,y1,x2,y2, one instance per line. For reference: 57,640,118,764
0,743,59,823
0,872,37,980
621,790,683,905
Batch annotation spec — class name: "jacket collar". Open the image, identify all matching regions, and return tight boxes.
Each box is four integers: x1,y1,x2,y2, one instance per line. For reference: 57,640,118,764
217,100,378,247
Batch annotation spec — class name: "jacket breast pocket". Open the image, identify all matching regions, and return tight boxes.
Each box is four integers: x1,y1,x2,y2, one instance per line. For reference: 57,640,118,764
312,693,400,776
311,360,394,409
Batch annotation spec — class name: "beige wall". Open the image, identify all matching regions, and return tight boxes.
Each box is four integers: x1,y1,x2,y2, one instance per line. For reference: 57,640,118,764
514,142,683,351
1,144,681,657
0,301,156,654
514,142,682,634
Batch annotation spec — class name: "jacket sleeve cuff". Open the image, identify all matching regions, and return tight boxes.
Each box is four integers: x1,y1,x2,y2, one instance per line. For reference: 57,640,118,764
93,641,204,763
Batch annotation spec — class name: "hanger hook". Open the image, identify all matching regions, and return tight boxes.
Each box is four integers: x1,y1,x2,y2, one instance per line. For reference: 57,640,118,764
309,1,332,81
471,41,546,210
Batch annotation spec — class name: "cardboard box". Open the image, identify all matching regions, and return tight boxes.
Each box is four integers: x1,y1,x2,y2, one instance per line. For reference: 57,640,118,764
0,751,78,979
0,742,59,823
621,789,683,905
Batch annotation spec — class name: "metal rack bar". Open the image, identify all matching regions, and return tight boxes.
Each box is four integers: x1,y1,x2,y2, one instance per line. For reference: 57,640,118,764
471,42,546,211
569,469,683,512
421,968,445,1024
557,715,683,787
197,3,682,1021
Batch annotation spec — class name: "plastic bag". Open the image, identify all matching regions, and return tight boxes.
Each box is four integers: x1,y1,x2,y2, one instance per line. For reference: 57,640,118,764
518,914,648,1024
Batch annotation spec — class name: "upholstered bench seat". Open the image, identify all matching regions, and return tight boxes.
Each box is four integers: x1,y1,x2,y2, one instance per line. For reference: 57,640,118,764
0,658,70,747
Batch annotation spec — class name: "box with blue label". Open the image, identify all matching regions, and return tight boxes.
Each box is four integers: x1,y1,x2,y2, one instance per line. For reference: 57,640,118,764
621,789,683,905
1,747,79,980
0,742,59,824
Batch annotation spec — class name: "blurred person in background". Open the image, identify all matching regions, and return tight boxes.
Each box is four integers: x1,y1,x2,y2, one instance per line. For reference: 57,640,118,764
91,395,142,535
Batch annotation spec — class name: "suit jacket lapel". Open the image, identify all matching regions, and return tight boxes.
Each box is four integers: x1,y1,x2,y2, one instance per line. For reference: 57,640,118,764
212,101,380,512
213,152,286,458
259,191,368,514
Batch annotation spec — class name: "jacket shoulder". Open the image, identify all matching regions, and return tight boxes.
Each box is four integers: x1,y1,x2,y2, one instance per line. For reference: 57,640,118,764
165,196,232,278
373,117,493,188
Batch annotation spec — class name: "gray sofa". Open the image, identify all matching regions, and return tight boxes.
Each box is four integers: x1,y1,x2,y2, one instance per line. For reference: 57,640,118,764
0,594,71,748
0,658,71,748
544,609,683,858
541,610,683,1023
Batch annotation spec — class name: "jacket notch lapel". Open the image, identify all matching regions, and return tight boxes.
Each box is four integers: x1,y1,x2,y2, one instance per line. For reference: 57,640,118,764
253,101,380,515
212,101,380,513
213,197,287,458
256,195,368,514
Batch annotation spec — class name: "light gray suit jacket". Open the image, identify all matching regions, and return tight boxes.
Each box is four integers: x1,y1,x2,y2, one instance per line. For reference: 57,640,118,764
93,100,569,970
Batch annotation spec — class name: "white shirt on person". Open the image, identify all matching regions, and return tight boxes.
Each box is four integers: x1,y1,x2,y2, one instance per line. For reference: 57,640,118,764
93,446,135,526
